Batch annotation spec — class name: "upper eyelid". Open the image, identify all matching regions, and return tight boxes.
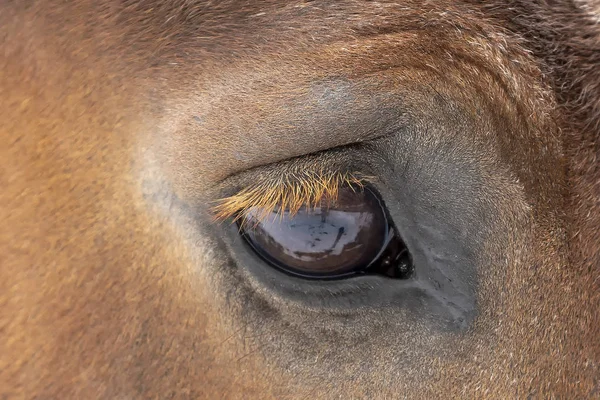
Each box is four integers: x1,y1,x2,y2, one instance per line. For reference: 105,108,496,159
209,141,383,222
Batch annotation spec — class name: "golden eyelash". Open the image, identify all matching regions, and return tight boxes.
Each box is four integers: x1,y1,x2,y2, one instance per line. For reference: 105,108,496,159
211,170,369,223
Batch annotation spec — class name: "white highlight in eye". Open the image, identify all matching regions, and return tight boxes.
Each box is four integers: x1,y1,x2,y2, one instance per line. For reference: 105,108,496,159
247,207,372,260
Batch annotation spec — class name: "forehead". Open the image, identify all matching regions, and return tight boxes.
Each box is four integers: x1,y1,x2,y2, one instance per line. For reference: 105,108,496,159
138,1,555,189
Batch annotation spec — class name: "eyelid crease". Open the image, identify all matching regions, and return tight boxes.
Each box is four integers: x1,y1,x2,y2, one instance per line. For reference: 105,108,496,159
211,170,371,223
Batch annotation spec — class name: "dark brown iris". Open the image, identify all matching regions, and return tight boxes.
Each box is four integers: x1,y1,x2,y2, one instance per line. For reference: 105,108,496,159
239,186,412,279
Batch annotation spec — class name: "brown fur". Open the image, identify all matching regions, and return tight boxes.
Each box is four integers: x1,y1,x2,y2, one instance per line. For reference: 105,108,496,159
0,1,598,399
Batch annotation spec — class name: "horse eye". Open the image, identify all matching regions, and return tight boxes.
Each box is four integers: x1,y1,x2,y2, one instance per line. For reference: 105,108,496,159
238,186,413,279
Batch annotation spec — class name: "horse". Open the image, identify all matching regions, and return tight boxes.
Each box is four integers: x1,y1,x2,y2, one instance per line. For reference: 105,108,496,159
1,1,598,398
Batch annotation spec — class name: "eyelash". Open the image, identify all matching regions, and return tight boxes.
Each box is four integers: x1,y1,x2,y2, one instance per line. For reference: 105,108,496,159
211,170,371,223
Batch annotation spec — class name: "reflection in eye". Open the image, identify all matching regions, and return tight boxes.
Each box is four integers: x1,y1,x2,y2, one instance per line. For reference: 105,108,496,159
239,186,413,280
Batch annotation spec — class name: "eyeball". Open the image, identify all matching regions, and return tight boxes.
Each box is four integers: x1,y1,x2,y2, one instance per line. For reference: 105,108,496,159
239,186,412,279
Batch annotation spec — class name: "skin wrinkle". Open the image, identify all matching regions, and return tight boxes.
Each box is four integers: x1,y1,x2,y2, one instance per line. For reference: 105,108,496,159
0,0,598,399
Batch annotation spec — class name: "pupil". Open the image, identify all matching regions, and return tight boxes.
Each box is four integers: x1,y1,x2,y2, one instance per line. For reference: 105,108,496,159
239,185,411,279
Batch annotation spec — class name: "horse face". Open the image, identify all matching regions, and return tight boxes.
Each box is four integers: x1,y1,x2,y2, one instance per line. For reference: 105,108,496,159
1,1,598,398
